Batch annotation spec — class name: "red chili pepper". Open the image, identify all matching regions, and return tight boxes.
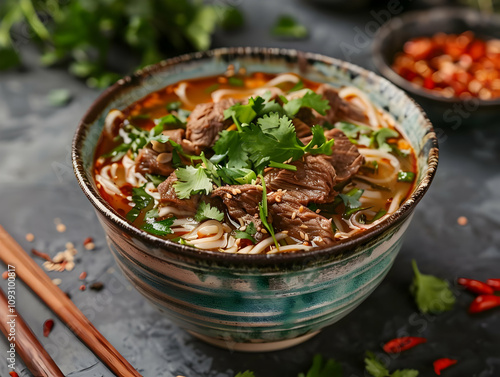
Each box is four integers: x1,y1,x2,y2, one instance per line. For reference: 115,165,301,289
9,372,19,377
43,319,54,337
469,295,500,314
457,278,494,295
383,336,427,353
486,278,500,291
433,358,457,375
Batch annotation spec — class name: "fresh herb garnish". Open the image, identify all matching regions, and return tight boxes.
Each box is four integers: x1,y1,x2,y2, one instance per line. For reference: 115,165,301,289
224,96,265,128
410,260,455,314
166,101,182,112
365,351,419,377
234,222,257,243
339,188,365,218
228,76,244,87
335,121,372,139
174,165,214,199
146,174,166,187
397,171,415,183
157,114,186,130
373,128,399,153
126,186,153,223
297,354,343,377
258,174,278,249
271,15,308,39
282,90,330,117
289,80,304,92
194,201,224,222
142,217,176,236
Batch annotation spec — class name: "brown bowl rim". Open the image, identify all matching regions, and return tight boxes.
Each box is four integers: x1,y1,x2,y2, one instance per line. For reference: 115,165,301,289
372,6,500,106
72,47,438,267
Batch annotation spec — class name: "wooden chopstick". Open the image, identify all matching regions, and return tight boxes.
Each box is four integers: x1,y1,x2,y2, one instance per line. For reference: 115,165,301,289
0,288,65,377
0,226,142,377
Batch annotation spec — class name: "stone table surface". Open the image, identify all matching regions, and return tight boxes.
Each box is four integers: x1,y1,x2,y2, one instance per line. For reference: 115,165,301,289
1,0,499,376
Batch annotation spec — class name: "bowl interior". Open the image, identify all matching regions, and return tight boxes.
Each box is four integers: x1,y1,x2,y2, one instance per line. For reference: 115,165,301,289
373,7,500,105
73,48,437,264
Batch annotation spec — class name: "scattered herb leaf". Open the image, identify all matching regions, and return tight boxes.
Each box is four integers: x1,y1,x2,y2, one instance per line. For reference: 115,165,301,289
195,201,224,222
271,15,308,39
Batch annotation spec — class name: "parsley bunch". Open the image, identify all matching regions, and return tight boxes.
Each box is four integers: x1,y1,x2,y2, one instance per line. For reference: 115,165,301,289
0,0,243,87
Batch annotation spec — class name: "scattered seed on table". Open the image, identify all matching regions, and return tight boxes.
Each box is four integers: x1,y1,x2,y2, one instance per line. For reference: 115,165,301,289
56,223,66,233
457,216,468,226
84,242,95,251
83,237,94,246
89,282,104,291
43,319,54,337
79,284,86,291
79,271,87,280
52,278,62,286
25,233,35,242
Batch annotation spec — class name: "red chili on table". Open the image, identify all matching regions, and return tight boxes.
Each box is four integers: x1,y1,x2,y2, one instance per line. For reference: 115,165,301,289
9,372,19,377
43,319,54,337
469,295,500,313
434,358,457,375
457,278,494,295
486,278,500,291
383,336,427,353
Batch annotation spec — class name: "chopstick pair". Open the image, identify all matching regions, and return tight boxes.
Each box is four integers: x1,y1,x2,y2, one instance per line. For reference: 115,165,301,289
0,226,142,377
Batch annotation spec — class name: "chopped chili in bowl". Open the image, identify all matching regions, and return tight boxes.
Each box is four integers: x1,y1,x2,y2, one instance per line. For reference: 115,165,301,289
392,31,500,100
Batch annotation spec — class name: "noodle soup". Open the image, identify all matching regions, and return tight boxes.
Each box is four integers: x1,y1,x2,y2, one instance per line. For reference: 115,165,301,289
94,72,417,255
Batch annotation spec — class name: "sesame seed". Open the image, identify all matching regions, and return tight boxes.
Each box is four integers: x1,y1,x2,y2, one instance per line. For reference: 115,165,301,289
316,209,321,213
256,227,262,232
52,278,62,286
282,230,289,234
304,233,309,241
276,195,282,202
56,223,67,233
291,212,297,220
240,225,247,231
225,193,232,199
25,233,35,242
261,228,268,234
457,216,468,226
300,224,308,229
235,188,242,194
299,206,304,213
299,231,305,240
231,189,238,195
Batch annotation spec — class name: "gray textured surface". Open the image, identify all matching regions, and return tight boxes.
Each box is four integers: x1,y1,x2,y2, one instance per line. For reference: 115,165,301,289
1,0,499,376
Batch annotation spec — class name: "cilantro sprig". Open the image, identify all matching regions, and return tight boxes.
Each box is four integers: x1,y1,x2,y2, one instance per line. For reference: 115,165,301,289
410,260,456,314
234,222,257,243
126,186,154,223
365,352,419,377
298,354,343,377
195,201,224,222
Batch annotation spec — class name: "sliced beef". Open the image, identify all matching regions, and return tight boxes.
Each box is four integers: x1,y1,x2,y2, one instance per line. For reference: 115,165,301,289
301,128,364,186
316,84,367,125
269,200,336,246
135,129,186,177
185,98,238,153
212,183,262,224
158,173,200,215
295,107,318,127
292,117,312,138
264,154,337,205
136,148,174,177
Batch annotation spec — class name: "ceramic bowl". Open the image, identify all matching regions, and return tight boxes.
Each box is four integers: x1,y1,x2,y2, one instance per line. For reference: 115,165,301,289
72,47,438,352
372,7,500,128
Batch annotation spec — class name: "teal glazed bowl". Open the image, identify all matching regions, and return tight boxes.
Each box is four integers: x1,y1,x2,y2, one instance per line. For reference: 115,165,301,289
72,48,438,352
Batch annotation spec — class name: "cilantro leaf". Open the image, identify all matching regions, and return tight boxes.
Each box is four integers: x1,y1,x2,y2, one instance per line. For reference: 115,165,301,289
212,130,250,169
228,76,244,86
365,351,390,377
217,167,256,185
289,80,304,92
299,354,342,377
146,174,166,187
224,97,265,127
335,121,372,139
195,201,224,222
126,187,153,223
234,222,257,243
397,171,415,183
339,188,365,218
141,217,176,236
410,260,455,314
271,15,308,39
373,128,399,152
157,114,186,130
303,125,335,155
235,372,255,377
174,165,214,199
283,90,330,117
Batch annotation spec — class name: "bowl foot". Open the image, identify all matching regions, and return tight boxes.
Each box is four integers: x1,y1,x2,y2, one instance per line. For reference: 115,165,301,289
188,331,319,352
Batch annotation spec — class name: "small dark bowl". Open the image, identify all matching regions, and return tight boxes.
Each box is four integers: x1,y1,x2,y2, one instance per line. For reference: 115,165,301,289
373,7,500,129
